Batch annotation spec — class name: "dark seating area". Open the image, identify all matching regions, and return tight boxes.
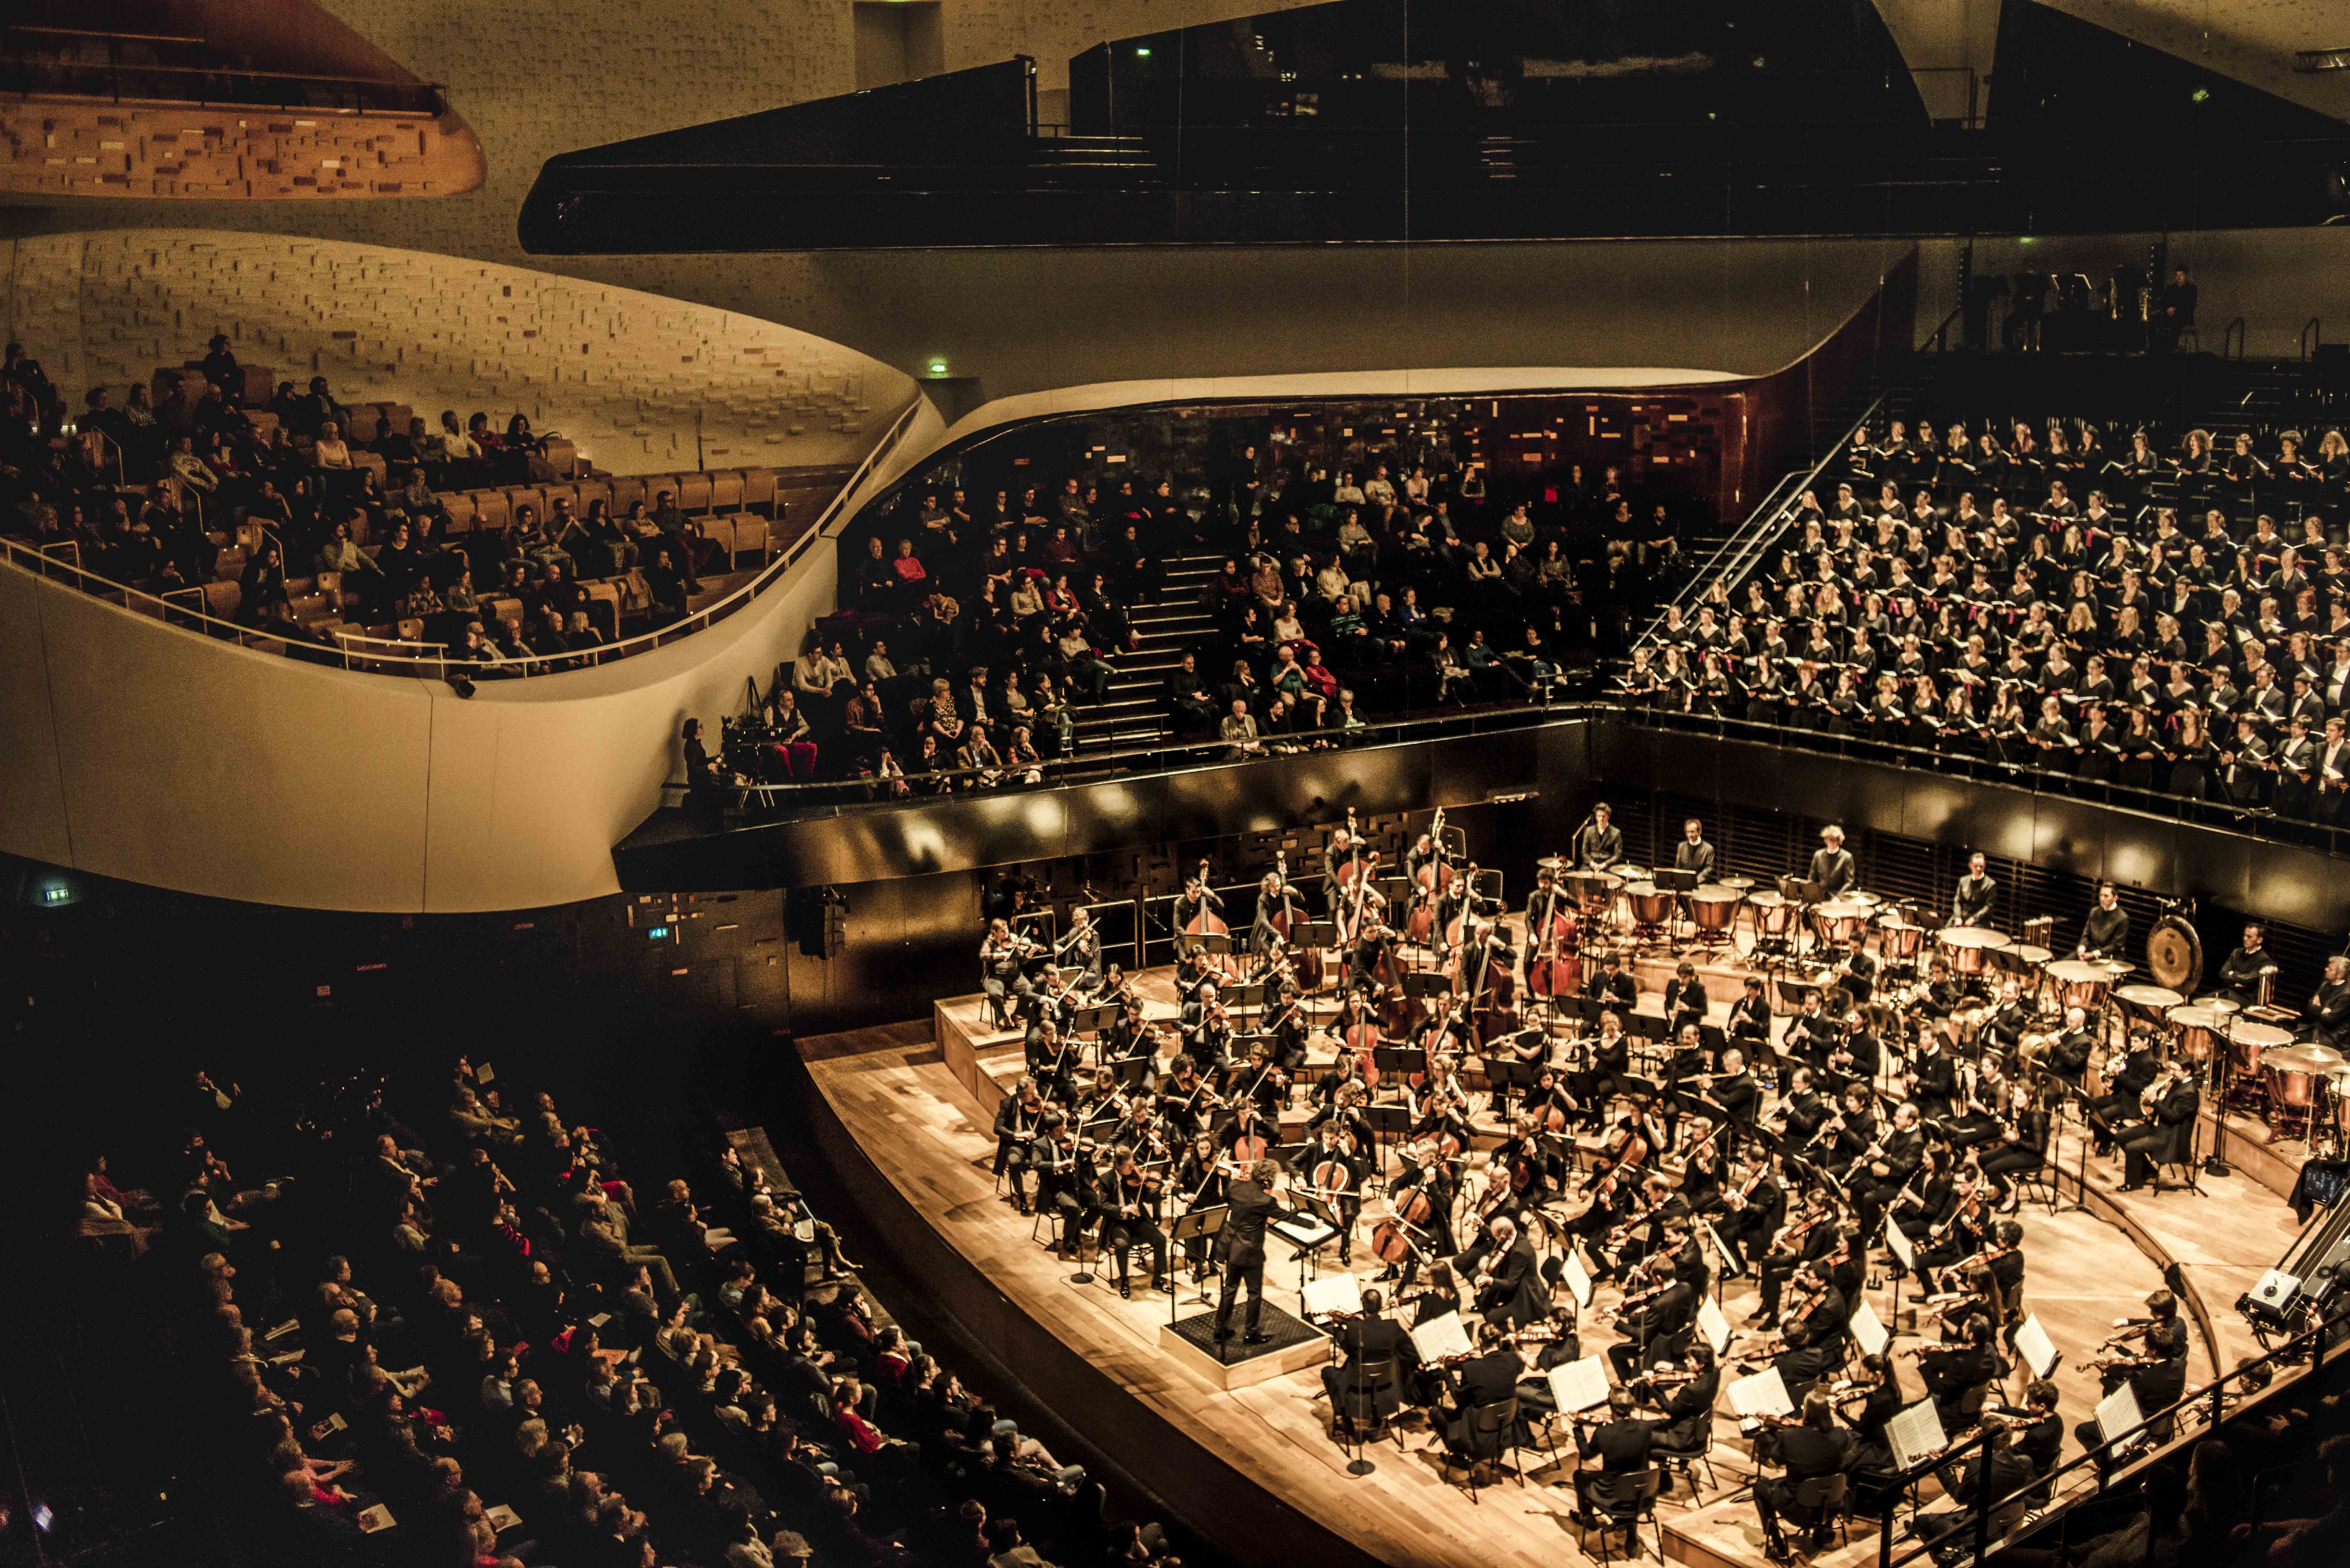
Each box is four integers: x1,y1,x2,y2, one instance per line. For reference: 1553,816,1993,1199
691,396,1702,806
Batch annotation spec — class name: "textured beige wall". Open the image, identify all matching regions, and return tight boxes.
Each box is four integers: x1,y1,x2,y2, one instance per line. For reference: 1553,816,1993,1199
4,229,909,471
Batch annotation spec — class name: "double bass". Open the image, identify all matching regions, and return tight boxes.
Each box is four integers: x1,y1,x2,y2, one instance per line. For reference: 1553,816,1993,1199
1406,807,1453,944
1525,875,1581,999
1265,851,1323,990
1181,857,1235,977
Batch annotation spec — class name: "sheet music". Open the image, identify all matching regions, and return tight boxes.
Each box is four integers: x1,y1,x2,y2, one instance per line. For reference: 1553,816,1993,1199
1562,1247,1596,1309
1547,1354,1614,1414
1727,1366,1795,1420
2015,1314,2060,1379
1849,1300,1889,1358
1884,1220,1917,1271
1703,1220,1744,1278
1301,1271,1364,1319
1697,1297,1732,1357
2095,1383,2143,1445
1886,1397,1949,1472
1406,1311,1475,1365
484,1504,521,1532
1270,1215,1339,1249
357,1505,397,1534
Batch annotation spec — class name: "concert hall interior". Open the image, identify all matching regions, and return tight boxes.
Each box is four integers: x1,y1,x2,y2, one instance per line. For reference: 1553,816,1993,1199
12,4,2350,1568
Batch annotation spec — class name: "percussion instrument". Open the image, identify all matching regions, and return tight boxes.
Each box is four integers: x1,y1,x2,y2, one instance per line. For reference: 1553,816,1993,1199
2329,1064,2350,1145
2167,1003,2229,1065
1626,881,1676,930
2202,995,2242,1018
1847,890,1884,908
1567,871,1624,912
1536,855,1568,872
1749,889,1800,943
2145,914,2203,998
1874,913,1929,965
2047,959,2115,1017
2262,1043,2342,1135
1717,875,1756,892
1811,901,1873,947
2115,984,2185,1029
2230,1021,2293,1080
1617,864,1653,885
1689,884,1744,940
1936,925,2007,977
1993,942,2052,987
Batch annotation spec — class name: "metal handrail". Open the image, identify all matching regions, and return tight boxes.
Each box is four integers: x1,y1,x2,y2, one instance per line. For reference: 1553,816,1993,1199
2301,317,2322,359
0,396,927,678
1633,391,1885,652
1926,301,1967,353
2223,316,2246,360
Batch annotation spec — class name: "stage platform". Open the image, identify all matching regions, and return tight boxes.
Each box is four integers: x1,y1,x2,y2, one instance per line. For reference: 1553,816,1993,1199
793,996,2302,1568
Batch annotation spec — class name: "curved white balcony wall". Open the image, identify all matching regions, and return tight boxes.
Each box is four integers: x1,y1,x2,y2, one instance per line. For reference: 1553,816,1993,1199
4,230,911,472
0,398,944,913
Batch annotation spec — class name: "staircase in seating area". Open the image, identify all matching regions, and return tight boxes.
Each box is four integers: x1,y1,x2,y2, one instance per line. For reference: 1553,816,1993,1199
1067,552,1224,749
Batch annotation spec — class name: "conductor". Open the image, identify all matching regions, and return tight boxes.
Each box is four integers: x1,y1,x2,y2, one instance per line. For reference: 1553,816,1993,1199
1574,803,1625,871
1213,1158,1282,1347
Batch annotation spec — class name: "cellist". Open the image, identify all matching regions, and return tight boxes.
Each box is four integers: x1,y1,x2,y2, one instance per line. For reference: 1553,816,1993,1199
1300,1119,1365,1267
1303,1080,1375,1161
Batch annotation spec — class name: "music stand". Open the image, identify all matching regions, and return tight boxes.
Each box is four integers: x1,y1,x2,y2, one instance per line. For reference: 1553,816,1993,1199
1070,1004,1119,1036
1404,971,1450,999
1300,919,1337,950
1363,1102,1411,1162
1778,876,1825,905
1108,1054,1154,1093
1481,1058,1536,1126
1193,931,1234,955
1227,982,1269,1011
1287,1188,1348,1290
1374,876,1414,909
1370,1048,1423,1106
1654,868,1701,893
1169,1207,1227,1319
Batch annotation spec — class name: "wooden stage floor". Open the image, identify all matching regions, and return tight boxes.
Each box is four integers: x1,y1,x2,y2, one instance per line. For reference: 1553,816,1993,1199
797,959,2309,1568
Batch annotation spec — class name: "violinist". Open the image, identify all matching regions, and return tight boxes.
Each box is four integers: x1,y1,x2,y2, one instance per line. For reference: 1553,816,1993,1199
2074,1318,2188,1485
1073,1066,1129,1133
1249,870,1299,960
1437,1321,1530,1478
1628,1340,1720,1451
1743,1259,1846,1391
1022,959,1076,1036
1603,1255,1693,1381
1055,905,1104,989
2095,1288,2180,1363
1455,1213,1545,1328
1566,1389,1655,1534
1031,1119,1093,1261
1232,1041,1289,1120
1118,1094,1167,1167
1508,1301,1586,1416
981,917,1036,1028
1570,1007,1633,1131
1174,1131,1227,1281
1909,1417,2042,1555
1181,982,1232,1073
1088,961,1137,1011
1751,1194,1839,1331
1318,1286,1420,1436
1171,946,1215,1007
1715,1155,1789,1264
1597,1171,1685,1284
1092,1144,1169,1299
1913,1312,1999,1431
1156,1056,1218,1141
1262,981,1311,1077
1752,1392,1854,1561
1102,999,1159,1067
991,1075,1050,1214
1025,1021,1078,1102
1679,1135,1728,1217
1832,1353,1906,1487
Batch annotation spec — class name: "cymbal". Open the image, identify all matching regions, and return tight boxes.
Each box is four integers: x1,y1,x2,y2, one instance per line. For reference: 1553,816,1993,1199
1537,856,1568,871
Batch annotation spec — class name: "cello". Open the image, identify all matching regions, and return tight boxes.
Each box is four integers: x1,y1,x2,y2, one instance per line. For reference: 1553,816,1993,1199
1339,992,1383,1091
1525,875,1581,999
1369,1183,1435,1267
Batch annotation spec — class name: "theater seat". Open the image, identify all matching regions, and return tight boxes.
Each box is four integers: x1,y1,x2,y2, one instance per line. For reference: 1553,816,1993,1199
674,471,713,513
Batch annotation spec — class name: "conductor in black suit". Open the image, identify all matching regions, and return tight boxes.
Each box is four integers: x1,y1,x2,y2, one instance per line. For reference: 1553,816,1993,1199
1319,1287,1418,1428
1213,1158,1281,1346
1754,1391,1853,1559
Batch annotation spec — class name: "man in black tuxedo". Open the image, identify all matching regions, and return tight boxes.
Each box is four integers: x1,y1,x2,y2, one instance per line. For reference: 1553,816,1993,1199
1569,1387,1656,1531
1455,1215,1545,1329
1318,1287,1418,1431
2311,955,2350,1052
1754,1392,1853,1560
1605,1256,1694,1381
2118,1063,2199,1192
1213,1159,1281,1346
1919,1313,2000,1430
2086,1033,2163,1156
1911,1417,2040,1551
2073,1319,2189,1485
1808,824,1857,897
1437,1320,1527,1472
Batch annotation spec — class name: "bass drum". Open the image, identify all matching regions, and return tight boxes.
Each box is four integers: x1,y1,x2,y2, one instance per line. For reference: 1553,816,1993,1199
2146,915,2202,998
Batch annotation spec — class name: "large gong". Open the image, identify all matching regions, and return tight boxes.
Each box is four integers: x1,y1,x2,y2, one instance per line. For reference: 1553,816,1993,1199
2146,915,2202,996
